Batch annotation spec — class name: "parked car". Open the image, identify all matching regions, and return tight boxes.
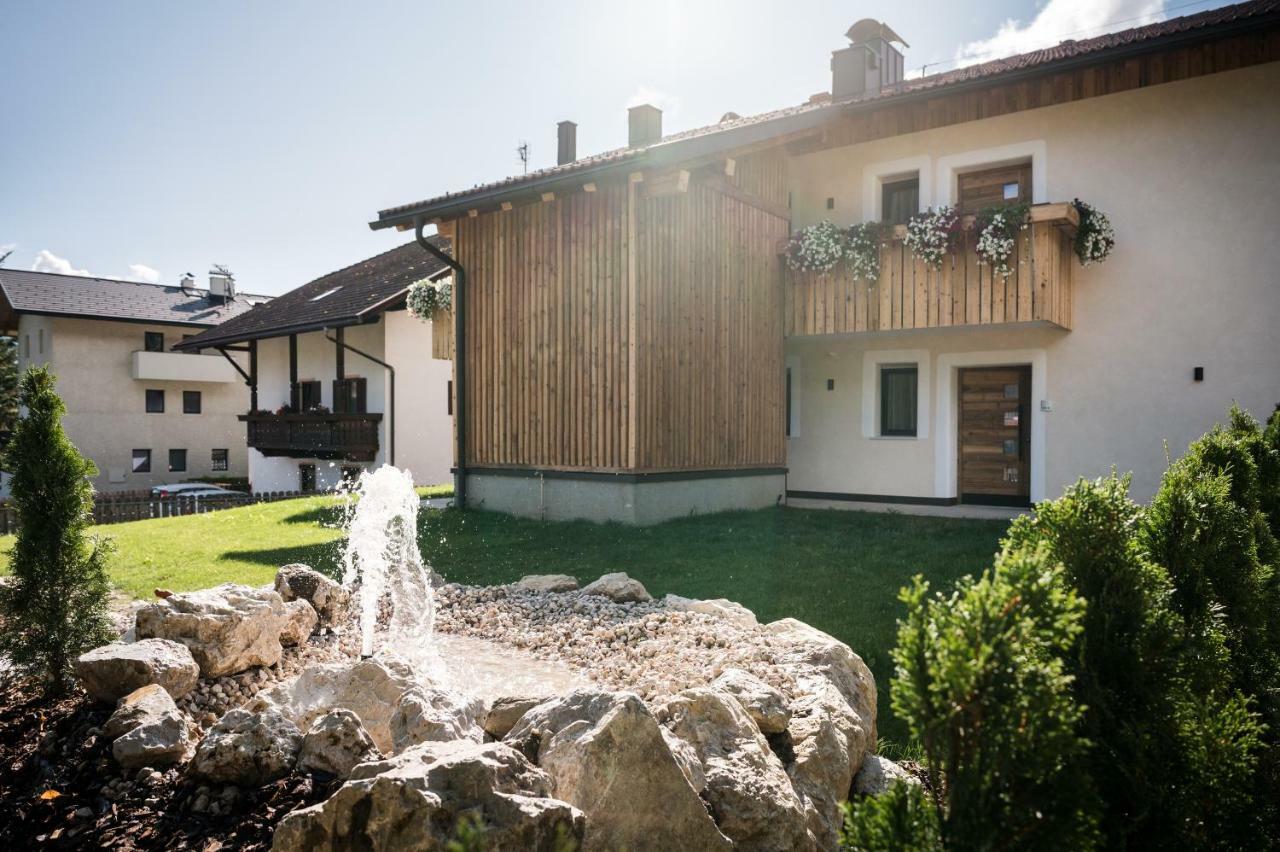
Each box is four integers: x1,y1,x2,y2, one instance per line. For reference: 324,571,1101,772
150,483,246,499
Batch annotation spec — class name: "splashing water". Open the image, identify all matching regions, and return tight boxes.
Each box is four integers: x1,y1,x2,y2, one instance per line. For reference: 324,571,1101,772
340,466,434,662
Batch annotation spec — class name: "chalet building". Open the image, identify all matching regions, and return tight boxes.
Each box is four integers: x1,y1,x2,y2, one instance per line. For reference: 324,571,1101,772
0,268,266,492
370,1,1280,524
176,240,454,493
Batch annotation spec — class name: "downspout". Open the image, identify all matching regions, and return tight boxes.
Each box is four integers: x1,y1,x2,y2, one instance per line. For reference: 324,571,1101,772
414,217,467,510
325,331,395,467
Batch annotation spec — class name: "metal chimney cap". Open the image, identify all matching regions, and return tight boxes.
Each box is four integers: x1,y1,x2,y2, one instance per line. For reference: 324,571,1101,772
845,19,908,48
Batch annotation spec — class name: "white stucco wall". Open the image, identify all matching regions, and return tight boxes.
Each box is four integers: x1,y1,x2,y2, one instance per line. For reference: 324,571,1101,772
18,316,251,492
384,309,453,488
785,63,1280,504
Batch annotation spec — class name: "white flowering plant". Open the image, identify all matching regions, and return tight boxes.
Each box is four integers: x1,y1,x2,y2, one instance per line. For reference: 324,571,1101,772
974,202,1031,279
904,206,961,269
785,221,849,273
845,221,887,282
1073,200,1115,266
406,276,453,321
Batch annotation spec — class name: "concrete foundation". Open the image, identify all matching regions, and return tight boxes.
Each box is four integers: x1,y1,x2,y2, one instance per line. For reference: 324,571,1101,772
464,469,787,525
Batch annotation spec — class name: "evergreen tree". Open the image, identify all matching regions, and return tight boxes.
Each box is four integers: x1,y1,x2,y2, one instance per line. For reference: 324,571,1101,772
0,366,113,692
0,337,19,431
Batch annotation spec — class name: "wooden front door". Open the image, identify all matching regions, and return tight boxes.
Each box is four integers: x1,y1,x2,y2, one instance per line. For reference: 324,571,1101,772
958,366,1031,505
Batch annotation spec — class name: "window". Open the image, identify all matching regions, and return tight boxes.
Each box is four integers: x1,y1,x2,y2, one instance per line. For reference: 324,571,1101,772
333,377,367,414
340,466,362,486
309,286,343,302
880,366,918,437
168,449,187,472
144,332,165,352
37,329,44,355
211,448,228,471
131,449,151,473
22,335,29,359
881,176,919,225
299,463,317,493
957,161,1032,213
299,380,322,411
183,390,202,414
145,389,165,413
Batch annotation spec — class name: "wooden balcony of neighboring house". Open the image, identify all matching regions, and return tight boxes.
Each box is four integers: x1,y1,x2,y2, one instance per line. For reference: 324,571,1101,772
239,411,382,461
131,349,242,382
784,202,1079,338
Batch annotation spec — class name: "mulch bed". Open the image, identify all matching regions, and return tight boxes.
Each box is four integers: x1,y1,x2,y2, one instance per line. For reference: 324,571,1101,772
0,679,338,850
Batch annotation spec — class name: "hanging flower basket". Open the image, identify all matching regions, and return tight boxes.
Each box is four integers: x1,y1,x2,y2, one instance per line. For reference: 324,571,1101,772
845,221,887,283
974,202,1031,280
785,221,848,274
1072,200,1115,266
904,206,961,269
406,276,453,321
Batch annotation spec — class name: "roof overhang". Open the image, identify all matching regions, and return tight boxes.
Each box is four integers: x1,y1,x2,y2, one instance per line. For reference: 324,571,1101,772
172,314,378,352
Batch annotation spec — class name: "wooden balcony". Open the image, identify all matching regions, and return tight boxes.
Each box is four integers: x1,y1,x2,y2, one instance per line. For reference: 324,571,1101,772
785,202,1078,337
239,412,382,461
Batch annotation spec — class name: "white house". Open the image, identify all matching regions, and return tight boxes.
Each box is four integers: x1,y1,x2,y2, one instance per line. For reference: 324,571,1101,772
176,239,454,493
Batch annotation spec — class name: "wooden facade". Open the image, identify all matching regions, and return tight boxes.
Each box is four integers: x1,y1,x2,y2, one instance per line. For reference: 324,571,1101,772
786,204,1077,337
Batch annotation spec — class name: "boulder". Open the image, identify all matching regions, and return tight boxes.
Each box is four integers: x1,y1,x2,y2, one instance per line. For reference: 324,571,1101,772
135,584,288,678
767,618,877,848
853,753,920,796
505,689,731,851
580,572,652,603
298,709,382,779
273,564,350,628
711,667,791,734
191,707,302,786
279,599,319,647
663,594,759,628
104,684,196,769
75,638,200,703
248,657,417,755
482,695,547,740
514,574,580,594
272,739,584,852
659,687,813,851
390,686,484,752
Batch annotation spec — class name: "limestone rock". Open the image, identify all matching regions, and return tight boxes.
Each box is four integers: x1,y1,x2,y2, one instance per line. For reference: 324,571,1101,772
505,689,731,851
104,684,196,769
482,695,545,739
273,564,350,628
248,657,417,755
134,584,288,678
712,667,791,734
191,707,302,786
390,686,484,752
768,618,877,848
279,599,319,647
580,572,652,603
272,739,584,852
75,639,200,703
298,709,381,779
659,687,813,851
515,574,580,594
853,753,920,796
663,594,759,628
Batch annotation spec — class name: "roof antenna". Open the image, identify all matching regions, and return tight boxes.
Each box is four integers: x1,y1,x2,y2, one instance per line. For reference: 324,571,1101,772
517,140,530,175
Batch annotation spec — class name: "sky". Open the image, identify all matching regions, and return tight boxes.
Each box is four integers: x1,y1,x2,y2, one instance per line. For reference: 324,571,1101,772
0,0,1206,296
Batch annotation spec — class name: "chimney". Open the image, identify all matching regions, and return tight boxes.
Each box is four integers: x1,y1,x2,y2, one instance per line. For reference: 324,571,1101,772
832,19,908,100
557,120,577,165
628,104,662,148
208,267,235,302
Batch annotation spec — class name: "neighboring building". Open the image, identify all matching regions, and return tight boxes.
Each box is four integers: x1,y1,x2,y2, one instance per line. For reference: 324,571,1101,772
369,1,1280,524
0,268,267,492
175,240,454,493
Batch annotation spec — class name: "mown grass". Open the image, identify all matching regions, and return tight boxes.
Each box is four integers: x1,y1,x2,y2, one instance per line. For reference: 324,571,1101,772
0,494,1009,740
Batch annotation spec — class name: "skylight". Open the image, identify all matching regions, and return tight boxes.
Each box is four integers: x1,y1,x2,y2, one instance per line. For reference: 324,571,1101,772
310,286,343,302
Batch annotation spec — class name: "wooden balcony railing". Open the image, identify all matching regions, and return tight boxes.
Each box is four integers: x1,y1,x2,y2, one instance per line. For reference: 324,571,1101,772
785,202,1079,337
239,412,382,461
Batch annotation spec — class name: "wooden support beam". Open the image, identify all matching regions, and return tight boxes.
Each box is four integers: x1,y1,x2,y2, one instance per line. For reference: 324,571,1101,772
643,168,690,198
541,191,555,203
248,339,258,412
583,182,596,193
723,157,736,177
288,334,299,409
700,174,791,221
500,201,513,212
467,209,479,217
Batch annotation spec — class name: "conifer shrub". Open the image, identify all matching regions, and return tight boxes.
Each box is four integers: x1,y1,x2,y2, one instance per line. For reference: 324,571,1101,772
840,782,941,852
0,367,114,692
891,544,1098,851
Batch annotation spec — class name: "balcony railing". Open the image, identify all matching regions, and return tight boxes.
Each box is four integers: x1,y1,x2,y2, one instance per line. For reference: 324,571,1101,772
239,412,382,461
785,202,1078,337
131,349,240,383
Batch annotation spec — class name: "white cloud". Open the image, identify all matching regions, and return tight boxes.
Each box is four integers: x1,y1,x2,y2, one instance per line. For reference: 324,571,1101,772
955,0,1166,67
128,263,161,284
626,85,681,119
31,249,91,277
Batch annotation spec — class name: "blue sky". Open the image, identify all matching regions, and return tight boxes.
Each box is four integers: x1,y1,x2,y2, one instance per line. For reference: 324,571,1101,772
0,0,1202,295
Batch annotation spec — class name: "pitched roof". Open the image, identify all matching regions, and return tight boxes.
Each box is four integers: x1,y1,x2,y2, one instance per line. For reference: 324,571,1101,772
0,268,267,328
173,237,451,350
371,0,1280,228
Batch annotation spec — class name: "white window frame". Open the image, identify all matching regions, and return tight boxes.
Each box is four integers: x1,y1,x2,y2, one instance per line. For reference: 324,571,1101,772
861,349,930,439
862,155,932,222
935,140,1047,209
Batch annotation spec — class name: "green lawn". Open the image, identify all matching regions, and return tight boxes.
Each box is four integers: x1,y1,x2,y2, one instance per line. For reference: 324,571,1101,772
0,497,1009,741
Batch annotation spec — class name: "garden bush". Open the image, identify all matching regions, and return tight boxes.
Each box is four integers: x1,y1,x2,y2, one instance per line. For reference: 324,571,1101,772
841,782,941,852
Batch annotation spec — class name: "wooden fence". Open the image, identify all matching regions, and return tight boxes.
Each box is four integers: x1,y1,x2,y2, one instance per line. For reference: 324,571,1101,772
0,490,312,534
